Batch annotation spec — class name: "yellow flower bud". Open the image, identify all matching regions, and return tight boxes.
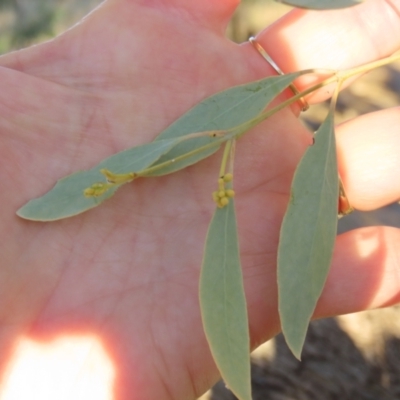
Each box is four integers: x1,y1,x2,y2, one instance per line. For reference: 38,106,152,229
223,173,233,183
83,182,110,197
83,188,95,197
219,197,229,207
218,190,226,198
100,169,135,184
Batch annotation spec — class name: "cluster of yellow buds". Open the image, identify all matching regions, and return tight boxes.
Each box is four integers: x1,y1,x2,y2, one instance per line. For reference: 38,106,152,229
83,169,137,198
100,168,136,184
212,173,235,208
84,182,112,198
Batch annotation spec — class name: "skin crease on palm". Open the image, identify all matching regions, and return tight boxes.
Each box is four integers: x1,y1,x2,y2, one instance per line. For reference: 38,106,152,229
1,0,400,398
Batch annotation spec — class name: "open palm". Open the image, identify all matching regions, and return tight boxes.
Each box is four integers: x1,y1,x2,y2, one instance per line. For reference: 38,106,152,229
1,0,400,399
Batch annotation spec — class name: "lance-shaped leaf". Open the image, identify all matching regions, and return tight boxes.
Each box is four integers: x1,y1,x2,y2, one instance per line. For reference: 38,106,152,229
200,200,251,400
275,0,363,9
17,138,182,221
147,72,305,176
18,72,305,221
277,109,338,359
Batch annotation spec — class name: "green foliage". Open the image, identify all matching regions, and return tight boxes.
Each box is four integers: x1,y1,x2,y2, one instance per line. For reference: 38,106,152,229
274,0,364,9
0,0,13,9
0,0,100,53
2,0,56,47
146,72,304,176
200,199,251,400
17,138,181,221
277,108,338,359
18,72,303,221
12,7,55,45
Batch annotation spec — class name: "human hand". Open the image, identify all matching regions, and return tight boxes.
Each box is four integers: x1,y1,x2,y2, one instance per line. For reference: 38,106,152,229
1,0,400,399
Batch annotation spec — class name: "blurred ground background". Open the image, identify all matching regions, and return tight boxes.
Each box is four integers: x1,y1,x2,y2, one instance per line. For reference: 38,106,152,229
1,0,400,399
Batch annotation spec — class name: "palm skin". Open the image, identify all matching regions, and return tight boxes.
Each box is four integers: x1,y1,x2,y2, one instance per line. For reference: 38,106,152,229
1,1,400,399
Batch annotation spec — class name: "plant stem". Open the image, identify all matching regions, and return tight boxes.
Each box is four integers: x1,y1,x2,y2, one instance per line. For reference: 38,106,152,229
337,52,400,80
137,139,224,177
219,140,233,177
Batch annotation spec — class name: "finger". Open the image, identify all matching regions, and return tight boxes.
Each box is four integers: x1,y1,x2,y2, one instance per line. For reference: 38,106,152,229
315,226,400,318
336,107,400,210
244,0,400,103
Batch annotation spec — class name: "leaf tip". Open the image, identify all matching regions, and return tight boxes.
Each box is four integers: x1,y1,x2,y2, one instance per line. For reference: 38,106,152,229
282,331,304,361
15,205,47,222
290,347,303,361
15,206,45,222
15,207,28,220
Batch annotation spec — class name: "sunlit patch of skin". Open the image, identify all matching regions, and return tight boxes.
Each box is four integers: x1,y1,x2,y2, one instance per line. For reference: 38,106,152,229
0,335,115,400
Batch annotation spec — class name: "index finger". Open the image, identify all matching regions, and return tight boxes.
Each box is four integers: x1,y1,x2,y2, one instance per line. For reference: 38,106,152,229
243,0,400,103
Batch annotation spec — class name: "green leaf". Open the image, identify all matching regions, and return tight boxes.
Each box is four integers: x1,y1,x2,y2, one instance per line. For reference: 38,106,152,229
277,109,338,359
18,72,306,220
200,200,251,400
146,72,304,176
275,0,363,9
17,138,181,221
